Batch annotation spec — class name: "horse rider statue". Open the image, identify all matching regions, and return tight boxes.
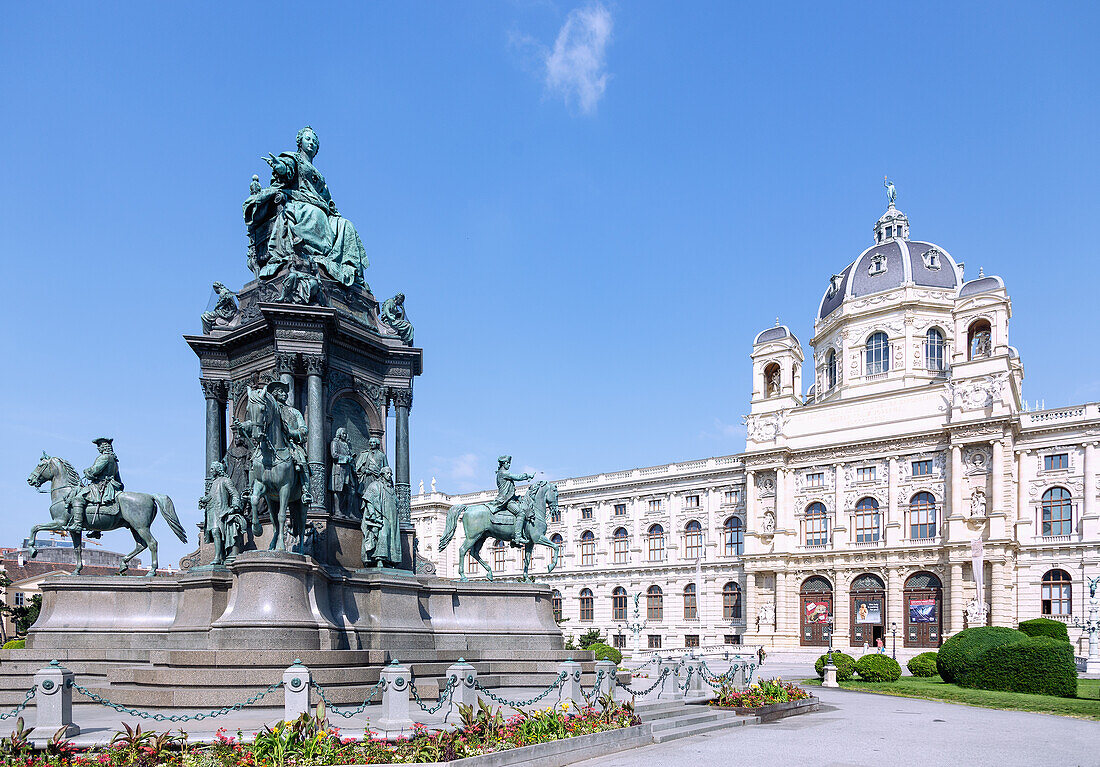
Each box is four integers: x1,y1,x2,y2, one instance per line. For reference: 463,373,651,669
266,379,313,506
489,455,535,548
65,437,124,534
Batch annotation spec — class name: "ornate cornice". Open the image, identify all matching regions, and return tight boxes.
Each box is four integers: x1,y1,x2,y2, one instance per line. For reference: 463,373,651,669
303,354,326,376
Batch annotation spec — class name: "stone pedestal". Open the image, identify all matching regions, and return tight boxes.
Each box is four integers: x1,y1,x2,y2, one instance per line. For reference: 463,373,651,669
823,663,839,688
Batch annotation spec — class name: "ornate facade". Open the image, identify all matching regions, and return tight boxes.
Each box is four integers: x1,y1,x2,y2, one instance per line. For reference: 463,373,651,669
412,198,1099,658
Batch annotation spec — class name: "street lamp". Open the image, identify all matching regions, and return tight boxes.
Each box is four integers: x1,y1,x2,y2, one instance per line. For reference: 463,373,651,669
824,619,834,664
890,622,898,659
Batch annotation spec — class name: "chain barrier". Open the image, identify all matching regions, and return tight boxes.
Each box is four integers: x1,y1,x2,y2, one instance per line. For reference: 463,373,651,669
678,665,694,692
580,670,606,706
69,679,282,722
472,671,566,708
312,678,386,719
0,686,37,721
409,676,458,715
612,666,669,697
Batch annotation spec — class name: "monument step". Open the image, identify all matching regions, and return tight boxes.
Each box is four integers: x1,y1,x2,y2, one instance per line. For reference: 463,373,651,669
650,715,753,743
649,708,730,731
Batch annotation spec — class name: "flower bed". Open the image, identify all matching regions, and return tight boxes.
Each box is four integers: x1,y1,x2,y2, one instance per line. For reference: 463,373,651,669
0,697,642,766
710,677,812,709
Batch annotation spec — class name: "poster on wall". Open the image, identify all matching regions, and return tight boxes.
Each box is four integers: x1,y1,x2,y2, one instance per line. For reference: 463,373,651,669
855,599,883,624
804,600,830,624
909,598,937,623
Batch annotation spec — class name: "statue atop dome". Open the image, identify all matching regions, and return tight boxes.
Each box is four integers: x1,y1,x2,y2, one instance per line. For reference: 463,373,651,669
244,126,370,291
884,175,897,207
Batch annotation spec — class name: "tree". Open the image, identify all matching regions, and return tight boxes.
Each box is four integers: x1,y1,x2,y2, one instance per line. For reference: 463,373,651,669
577,629,605,649
13,595,41,636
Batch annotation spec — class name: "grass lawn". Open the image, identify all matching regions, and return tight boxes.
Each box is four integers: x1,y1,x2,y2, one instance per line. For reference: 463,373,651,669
801,675,1100,720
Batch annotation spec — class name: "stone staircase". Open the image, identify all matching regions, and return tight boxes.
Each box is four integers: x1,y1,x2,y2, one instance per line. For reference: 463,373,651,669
635,698,756,743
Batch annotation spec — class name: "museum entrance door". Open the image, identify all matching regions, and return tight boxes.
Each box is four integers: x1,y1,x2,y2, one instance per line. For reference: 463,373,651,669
850,573,886,647
800,575,832,646
904,571,943,648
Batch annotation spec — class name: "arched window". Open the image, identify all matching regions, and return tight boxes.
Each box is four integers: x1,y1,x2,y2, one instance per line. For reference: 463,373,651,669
1041,569,1072,616
551,590,562,622
683,583,697,620
805,502,828,546
580,530,596,566
612,586,627,620
724,517,744,555
855,497,880,543
968,319,992,360
723,582,743,620
579,588,594,621
763,362,781,397
612,527,629,564
909,492,937,539
865,332,890,375
647,524,666,562
683,520,702,559
492,540,506,571
925,328,945,371
825,349,837,390
647,585,663,621
1042,487,1073,536
550,533,564,550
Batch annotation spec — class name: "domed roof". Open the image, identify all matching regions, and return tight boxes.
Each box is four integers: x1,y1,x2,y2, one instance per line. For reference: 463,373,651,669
959,273,1005,297
818,238,963,319
754,324,799,346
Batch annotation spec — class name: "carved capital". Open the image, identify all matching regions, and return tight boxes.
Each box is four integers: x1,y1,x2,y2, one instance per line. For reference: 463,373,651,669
199,378,228,402
303,354,326,376
390,388,414,410
274,352,298,375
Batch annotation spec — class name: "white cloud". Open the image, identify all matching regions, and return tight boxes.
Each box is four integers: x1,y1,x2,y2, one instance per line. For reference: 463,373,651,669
448,452,480,480
541,3,613,114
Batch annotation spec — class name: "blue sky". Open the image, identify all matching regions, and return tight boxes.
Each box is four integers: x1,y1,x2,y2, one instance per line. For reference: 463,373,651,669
2,2,1097,566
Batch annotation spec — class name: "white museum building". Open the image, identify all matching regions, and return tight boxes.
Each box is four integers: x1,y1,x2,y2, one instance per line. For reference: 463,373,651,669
412,198,1098,658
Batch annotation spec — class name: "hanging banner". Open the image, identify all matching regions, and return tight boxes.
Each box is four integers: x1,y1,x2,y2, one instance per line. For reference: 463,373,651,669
804,600,830,624
855,599,883,624
909,598,936,623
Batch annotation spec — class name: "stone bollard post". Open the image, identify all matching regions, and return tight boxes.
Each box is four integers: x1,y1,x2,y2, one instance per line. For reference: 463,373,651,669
658,658,682,699
445,659,477,725
34,660,79,739
376,660,413,735
822,661,839,688
283,660,312,720
557,659,584,710
683,655,705,697
593,660,617,701
732,661,746,689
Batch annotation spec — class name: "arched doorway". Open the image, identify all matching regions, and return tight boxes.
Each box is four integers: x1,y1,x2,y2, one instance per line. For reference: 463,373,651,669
800,576,832,646
849,573,886,647
904,571,943,648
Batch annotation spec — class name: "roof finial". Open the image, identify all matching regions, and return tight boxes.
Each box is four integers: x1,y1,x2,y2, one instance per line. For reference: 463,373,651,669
978,266,984,278
884,176,896,208
775,316,780,327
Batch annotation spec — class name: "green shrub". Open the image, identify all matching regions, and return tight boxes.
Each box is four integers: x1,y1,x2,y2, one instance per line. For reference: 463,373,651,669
1018,618,1070,643
906,651,939,677
577,629,604,649
937,627,1028,683
814,651,856,681
1,639,24,650
587,642,623,665
962,636,1078,697
855,654,902,682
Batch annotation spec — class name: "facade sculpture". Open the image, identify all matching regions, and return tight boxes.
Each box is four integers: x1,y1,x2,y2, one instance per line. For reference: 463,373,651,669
224,425,253,504
199,461,244,566
355,437,389,490
279,253,323,305
380,293,414,345
969,488,987,518
329,428,356,517
360,467,402,567
201,282,239,333
245,126,369,289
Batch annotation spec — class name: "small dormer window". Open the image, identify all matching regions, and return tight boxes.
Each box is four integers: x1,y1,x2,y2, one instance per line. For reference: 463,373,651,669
922,248,942,270
885,226,893,238
869,254,887,276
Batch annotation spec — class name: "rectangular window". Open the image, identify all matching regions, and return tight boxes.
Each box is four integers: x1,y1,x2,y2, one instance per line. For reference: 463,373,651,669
684,495,700,509
648,635,662,650
724,489,742,505
581,507,593,520
613,634,626,649
684,590,698,621
614,503,626,516
912,460,932,477
685,634,700,648
806,472,824,487
647,532,665,562
613,535,629,564
579,598,593,622
1045,453,1069,471
683,529,702,559
549,508,561,523
647,499,662,513
857,466,876,483
580,539,595,567
13,593,24,607
805,512,828,546
856,508,881,543
1042,582,1071,616
493,546,506,571
724,634,741,645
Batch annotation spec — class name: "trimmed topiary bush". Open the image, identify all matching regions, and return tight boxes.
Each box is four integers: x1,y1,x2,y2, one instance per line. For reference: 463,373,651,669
814,651,856,681
1018,618,1070,643
937,627,1028,684
587,642,623,665
855,654,902,682
962,636,1078,697
1,639,24,650
907,651,939,678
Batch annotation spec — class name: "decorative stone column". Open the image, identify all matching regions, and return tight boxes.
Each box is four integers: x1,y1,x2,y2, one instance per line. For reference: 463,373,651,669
391,389,413,524
774,571,787,639
1083,442,1098,539
991,440,1004,516
950,445,963,520
200,378,228,479
303,355,327,512
275,352,297,407
949,562,964,635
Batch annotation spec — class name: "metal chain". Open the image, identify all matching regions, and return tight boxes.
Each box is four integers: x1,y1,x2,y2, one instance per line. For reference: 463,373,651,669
472,671,566,708
410,676,458,715
0,686,37,720
312,678,386,719
613,666,669,696
69,679,282,722
678,666,695,692
580,670,606,705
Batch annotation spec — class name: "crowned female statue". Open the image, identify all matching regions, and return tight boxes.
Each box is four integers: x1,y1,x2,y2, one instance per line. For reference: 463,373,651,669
244,126,369,289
